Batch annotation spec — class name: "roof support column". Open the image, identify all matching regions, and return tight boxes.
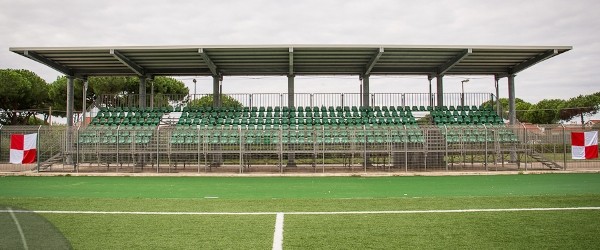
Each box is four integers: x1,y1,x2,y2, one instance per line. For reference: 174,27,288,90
139,76,146,110
362,75,370,107
213,75,221,107
288,75,295,108
428,76,434,108
287,74,297,167
436,75,444,108
508,74,516,125
66,76,74,127
66,76,75,165
82,77,88,126
495,76,502,118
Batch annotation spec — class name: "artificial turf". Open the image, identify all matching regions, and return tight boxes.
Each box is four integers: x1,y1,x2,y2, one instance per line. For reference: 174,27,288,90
1,173,599,200
1,173,599,249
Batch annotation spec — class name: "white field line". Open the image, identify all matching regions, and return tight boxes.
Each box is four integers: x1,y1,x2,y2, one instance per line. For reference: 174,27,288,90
272,213,284,250
1,207,600,215
8,207,29,250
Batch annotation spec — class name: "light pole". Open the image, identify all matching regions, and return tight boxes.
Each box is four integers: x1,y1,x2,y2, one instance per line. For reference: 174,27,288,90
461,79,469,108
193,79,197,100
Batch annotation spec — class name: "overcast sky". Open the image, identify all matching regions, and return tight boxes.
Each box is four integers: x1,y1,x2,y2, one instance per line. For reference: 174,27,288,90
1,0,599,107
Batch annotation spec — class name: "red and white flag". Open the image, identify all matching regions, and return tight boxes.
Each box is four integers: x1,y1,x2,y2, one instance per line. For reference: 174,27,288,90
9,133,38,164
571,131,598,160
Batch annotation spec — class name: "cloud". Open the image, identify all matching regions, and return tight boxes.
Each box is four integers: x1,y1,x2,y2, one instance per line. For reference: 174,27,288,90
1,0,599,105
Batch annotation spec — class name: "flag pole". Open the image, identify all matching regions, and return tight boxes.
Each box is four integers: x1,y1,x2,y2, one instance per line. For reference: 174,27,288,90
0,125,2,164
37,126,41,173
562,124,566,170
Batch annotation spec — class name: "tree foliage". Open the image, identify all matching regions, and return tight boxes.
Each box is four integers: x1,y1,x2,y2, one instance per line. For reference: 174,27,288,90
482,94,600,124
47,77,94,117
481,98,532,121
522,99,566,124
48,76,189,117
0,69,49,125
188,95,243,108
559,92,600,123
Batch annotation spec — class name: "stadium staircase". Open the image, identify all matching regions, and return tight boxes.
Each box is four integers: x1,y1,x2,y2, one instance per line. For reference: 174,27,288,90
527,150,562,170
32,152,63,171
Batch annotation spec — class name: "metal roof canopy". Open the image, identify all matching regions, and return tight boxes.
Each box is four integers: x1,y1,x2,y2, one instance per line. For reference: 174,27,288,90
9,44,571,78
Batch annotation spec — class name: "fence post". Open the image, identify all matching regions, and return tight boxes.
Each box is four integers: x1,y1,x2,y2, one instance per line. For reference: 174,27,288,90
518,123,526,170
116,125,120,172
0,125,2,166
523,123,528,171
157,126,161,173
249,94,253,110
75,126,80,173
562,124,567,170
401,94,406,107
444,124,449,171
370,94,375,107
36,125,42,172
483,124,488,171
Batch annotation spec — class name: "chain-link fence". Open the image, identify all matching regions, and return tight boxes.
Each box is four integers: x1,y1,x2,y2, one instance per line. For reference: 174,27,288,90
3,123,597,173
0,126,68,172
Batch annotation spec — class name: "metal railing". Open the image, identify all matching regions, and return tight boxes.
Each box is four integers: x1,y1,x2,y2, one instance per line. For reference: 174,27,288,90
96,92,494,110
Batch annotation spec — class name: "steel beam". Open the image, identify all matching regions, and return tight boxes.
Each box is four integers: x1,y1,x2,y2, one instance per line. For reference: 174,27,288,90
508,74,516,125
110,49,145,76
362,75,370,107
436,75,444,107
213,75,221,107
139,76,147,110
510,49,558,74
289,47,294,76
495,75,502,117
82,77,88,126
288,75,295,107
24,50,73,76
199,48,219,76
428,75,434,108
438,48,472,75
66,76,74,127
364,47,384,75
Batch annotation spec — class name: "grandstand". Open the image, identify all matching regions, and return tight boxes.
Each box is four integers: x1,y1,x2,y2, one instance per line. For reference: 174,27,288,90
5,44,578,173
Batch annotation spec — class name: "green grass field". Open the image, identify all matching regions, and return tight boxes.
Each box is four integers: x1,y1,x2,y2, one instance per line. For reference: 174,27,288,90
1,174,600,249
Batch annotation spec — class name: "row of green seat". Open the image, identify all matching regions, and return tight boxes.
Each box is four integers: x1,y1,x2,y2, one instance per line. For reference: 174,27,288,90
171,126,422,137
78,125,156,144
437,105,492,112
99,104,492,114
431,108,503,125
438,125,519,144
100,106,171,113
431,110,498,118
92,116,161,126
171,136,425,145
183,105,423,113
78,135,153,144
433,115,503,125
170,133,425,145
445,134,519,144
96,111,163,118
177,116,418,126
179,110,415,119
180,105,490,113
